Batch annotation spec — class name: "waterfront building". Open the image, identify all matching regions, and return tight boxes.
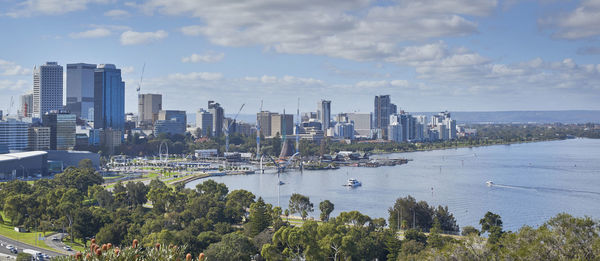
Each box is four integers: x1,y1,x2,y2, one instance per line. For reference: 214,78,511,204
155,110,187,135
196,109,213,137
0,119,29,152
33,62,63,118
208,101,224,136
374,95,396,131
346,113,372,138
66,63,97,120
20,93,33,118
271,113,293,137
28,126,50,151
318,100,331,132
335,122,355,140
257,111,273,137
42,112,76,150
138,93,162,129
94,64,125,131
387,122,403,143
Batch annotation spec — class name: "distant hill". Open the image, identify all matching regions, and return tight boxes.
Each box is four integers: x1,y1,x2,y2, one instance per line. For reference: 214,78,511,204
187,111,600,126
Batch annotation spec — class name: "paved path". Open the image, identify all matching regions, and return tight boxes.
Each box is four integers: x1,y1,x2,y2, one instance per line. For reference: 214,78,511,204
0,234,64,258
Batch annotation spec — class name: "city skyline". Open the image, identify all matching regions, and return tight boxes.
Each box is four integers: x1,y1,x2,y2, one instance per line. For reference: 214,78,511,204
1,0,600,115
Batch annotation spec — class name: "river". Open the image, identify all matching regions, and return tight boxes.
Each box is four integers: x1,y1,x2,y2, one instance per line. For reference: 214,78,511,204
186,138,600,231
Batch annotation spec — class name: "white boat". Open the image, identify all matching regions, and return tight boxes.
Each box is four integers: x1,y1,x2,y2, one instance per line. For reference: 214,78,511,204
345,178,362,187
486,180,494,186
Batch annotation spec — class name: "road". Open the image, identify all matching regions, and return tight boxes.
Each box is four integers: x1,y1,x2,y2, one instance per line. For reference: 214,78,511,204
0,234,64,259
43,233,73,255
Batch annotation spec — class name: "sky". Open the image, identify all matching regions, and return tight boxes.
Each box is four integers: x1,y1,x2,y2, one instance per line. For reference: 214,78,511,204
0,0,599,116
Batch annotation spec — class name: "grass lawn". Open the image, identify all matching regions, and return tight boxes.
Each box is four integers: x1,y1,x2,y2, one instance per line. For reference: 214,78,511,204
102,175,123,181
0,212,53,251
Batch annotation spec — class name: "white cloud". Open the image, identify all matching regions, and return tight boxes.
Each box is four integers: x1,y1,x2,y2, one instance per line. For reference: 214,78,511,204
120,30,168,45
104,9,129,17
69,28,111,39
5,0,109,17
0,80,28,91
540,0,600,39
121,66,135,74
0,59,30,76
146,0,498,61
181,52,225,63
167,72,223,81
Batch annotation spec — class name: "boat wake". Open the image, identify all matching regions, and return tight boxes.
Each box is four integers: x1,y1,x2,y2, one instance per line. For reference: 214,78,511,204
490,183,600,196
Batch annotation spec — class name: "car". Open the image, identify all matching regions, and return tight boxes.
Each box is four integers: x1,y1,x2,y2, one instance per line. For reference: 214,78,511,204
10,248,18,254
6,244,14,249
52,237,60,241
63,246,72,251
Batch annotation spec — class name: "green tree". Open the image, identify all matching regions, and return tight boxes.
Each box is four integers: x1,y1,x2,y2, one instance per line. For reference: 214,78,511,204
480,211,503,244
461,225,480,236
205,233,257,261
288,193,313,220
248,197,272,236
77,158,94,170
319,200,334,221
16,253,32,261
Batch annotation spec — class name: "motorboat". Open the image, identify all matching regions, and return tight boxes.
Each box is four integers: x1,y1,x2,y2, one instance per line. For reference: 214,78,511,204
278,181,285,185
345,178,362,187
486,180,494,186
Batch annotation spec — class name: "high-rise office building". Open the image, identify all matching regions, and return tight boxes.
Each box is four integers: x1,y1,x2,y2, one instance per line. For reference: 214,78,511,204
318,100,331,131
271,113,293,137
0,119,29,152
387,122,403,143
346,113,371,137
155,110,187,135
94,64,125,131
335,122,354,140
257,111,273,137
196,109,213,137
374,95,392,130
138,94,162,128
20,94,33,118
208,101,224,136
33,62,63,118
28,126,51,151
42,112,76,150
66,63,97,120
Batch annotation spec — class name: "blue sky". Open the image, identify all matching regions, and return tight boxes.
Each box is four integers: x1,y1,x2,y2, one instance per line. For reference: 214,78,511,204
0,0,599,116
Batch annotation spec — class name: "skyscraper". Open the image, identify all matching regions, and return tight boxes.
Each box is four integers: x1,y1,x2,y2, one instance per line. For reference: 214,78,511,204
347,113,372,137
20,93,33,118
318,100,331,131
257,111,273,137
66,63,96,120
196,109,213,137
94,64,125,131
271,113,293,138
28,126,51,151
42,112,76,150
33,62,63,118
208,101,224,136
374,95,392,130
138,94,162,128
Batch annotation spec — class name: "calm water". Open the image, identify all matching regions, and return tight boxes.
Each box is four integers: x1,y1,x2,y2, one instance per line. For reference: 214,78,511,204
187,138,600,231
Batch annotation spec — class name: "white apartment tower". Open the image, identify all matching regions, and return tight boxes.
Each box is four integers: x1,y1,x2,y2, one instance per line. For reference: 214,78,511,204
33,62,63,118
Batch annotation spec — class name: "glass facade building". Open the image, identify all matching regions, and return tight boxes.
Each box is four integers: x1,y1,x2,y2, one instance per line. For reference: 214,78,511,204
42,112,76,150
94,64,125,132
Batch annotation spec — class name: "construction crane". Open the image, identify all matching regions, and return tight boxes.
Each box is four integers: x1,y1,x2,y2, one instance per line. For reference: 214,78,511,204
136,63,145,96
256,100,263,160
225,103,245,153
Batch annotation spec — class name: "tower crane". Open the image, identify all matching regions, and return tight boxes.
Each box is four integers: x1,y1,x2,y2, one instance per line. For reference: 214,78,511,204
136,63,145,96
225,103,245,153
